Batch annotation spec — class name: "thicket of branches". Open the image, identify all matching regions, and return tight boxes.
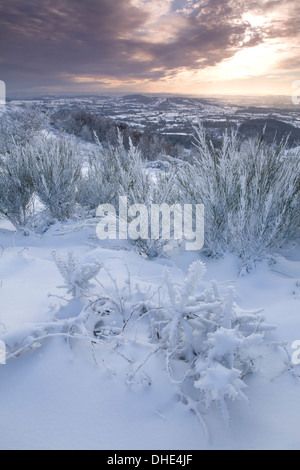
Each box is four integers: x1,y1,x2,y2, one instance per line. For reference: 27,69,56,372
0,105,48,153
0,106,299,265
27,134,82,220
176,125,300,267
52,109,183,160
0,142,34,227
0,133,82,225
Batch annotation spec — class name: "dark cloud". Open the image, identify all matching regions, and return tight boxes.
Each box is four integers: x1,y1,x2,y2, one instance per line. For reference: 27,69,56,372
0,0,148,91
0,0,298,93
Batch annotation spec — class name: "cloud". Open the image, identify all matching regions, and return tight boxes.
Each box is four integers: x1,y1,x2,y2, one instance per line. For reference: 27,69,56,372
0,0,298,93
244,0,300,39
0,0,148,89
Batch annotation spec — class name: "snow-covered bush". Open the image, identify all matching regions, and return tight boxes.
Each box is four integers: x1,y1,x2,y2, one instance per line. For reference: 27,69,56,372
132,169,180,258
151,261,275,423
0,133,82,227
117,138,179,257
27,134,82,220
76,133,130,209
3,255,282,430
0,105,48,153
0,142,34,227
177,124,300,268
77,134,178,257
52,250,102,300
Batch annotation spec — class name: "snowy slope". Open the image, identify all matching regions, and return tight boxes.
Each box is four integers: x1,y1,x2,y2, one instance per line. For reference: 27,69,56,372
0,218,299,450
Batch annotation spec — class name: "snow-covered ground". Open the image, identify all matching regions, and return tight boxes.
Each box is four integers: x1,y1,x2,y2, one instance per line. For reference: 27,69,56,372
0,217,299,450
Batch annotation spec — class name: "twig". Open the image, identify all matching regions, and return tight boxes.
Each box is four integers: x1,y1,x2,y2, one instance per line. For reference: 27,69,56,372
128,346,161,382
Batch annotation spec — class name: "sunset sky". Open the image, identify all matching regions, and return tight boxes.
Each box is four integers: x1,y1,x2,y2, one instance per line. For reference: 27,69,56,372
0,0,299,97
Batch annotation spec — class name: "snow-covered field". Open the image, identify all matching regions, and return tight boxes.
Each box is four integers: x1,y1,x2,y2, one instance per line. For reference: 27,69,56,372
0,216,299,450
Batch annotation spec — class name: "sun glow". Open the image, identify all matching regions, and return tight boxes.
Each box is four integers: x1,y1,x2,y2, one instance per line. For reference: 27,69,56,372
243,13,267,28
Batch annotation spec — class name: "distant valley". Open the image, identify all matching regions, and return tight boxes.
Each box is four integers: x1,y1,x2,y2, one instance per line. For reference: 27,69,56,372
9,93,300,148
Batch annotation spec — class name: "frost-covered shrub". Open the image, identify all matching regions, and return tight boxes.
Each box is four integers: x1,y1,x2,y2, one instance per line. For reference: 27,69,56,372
76,133,130,209
77,134,178,257
0,143,34,227
177,124,300,267
52,250,102,299
82,258,276,424
119,139,180,257
0,105,48,153
132,169,180,258
27,135,82,220
3,255,281,430
152,261,275,423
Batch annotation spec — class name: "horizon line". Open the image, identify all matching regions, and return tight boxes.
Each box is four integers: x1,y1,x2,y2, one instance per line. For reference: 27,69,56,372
6,91,293,99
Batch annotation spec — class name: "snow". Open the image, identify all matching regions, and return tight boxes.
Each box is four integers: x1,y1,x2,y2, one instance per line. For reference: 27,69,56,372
0,216,299,450
0,111,299,449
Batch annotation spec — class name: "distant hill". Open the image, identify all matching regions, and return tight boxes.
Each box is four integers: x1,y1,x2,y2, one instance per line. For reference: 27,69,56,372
122,94,153,104
238,119,300,146
121,94,216,109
